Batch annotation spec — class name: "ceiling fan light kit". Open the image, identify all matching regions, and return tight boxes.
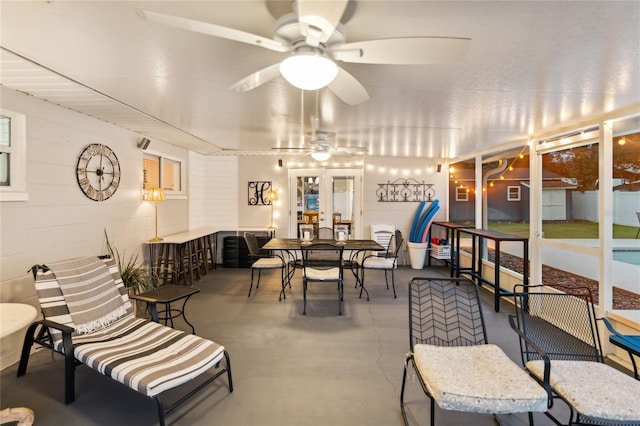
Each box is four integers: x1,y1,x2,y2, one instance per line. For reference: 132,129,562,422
310,151,332,161
279,49,338,90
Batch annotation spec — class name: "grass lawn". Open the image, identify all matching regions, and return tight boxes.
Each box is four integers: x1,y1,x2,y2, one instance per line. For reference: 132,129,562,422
486,220,638,239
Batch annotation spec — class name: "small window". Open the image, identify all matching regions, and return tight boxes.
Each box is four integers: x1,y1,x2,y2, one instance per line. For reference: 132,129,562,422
143,154,182,192
455,187,469,201
162,158,181,191
507,186,521,201
0,110,28,201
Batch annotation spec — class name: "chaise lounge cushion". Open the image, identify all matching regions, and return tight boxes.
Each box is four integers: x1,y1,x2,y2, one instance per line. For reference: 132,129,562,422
527,360,640,423
73,316,225,397
414,344,548,414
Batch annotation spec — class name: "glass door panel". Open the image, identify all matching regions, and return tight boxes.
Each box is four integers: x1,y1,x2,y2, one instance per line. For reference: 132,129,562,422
290,168,362,239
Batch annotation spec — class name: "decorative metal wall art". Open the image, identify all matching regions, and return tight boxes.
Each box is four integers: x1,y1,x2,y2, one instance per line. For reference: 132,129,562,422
376,178,436,202
248,181,272,205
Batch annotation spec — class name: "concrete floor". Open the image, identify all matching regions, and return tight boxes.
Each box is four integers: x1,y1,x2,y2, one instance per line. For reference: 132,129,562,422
1,265,573,426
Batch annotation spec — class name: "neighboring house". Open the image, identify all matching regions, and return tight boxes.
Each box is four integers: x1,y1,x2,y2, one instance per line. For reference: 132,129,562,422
449,168,577,223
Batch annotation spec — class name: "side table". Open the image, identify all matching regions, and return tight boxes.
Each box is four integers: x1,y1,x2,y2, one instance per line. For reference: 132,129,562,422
131,285,200,334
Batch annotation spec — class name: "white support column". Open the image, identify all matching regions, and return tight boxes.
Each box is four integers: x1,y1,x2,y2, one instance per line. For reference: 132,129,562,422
530,141,543,286
600,122,614,315
475,156,483,229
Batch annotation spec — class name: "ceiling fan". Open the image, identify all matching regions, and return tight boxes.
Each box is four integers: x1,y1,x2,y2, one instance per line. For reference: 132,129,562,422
272,130,367,161
139,0,471,105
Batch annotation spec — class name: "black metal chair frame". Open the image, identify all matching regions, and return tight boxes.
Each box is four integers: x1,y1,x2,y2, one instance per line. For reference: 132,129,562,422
509,285,640,426
244,232,288,300
400,277,541,426
300,242,345,315
358,231,403,300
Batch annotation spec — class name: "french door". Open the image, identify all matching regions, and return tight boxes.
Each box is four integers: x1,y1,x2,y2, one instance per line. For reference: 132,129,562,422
289,168,362,239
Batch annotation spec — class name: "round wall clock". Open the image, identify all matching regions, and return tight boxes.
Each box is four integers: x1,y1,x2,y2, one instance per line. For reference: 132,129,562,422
76,143,121,201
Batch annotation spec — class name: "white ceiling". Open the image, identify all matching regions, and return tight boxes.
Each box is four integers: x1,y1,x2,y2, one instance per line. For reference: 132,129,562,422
1,1,639,160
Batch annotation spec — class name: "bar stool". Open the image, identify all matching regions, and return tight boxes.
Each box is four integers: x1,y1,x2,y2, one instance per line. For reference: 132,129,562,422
195,236,209,276
154,243,184,286
183,240,202,284
204,233,217,270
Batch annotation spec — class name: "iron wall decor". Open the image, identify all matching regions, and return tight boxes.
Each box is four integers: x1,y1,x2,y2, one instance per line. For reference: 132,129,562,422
376,178,435,202
248,181,272,205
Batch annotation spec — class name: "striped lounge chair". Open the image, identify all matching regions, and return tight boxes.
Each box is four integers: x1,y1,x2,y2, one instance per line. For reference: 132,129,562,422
17,256,232,426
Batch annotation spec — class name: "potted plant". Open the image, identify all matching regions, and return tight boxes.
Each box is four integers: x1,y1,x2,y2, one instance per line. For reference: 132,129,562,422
104,230,152,313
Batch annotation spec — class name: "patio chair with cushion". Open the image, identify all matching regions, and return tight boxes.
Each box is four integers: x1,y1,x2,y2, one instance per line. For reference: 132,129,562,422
357,230,403,300
509,285,640,425
18,256,233,426
244,232,288,300
300,242,344,315
400,277,547,426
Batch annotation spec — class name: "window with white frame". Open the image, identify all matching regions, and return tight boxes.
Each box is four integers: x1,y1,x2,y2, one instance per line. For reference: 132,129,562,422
143,153,182,192
0,109,28,201
455,187,469,201
507,185,521,201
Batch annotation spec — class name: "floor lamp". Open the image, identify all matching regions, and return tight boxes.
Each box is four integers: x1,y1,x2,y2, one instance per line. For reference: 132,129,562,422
146,187,165,242
267,189,278,230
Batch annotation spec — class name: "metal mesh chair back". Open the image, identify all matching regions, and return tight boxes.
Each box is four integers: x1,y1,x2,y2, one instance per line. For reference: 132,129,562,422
244,232,261,256
511,285,603,364
301,242,344,275
408,277,487,349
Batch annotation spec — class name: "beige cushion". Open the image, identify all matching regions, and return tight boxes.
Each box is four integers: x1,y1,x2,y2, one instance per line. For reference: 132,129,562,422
305,267,340,280
252,257,283,269
414,344,548,414
527,360,640,422
360,256,396,269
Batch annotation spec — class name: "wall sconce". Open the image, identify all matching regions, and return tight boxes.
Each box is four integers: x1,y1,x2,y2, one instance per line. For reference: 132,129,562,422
436,164,442,173
146,187,165,241
267,189,279,230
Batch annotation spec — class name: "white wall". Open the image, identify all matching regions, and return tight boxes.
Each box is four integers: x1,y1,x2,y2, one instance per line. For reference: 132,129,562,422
188,152,238,229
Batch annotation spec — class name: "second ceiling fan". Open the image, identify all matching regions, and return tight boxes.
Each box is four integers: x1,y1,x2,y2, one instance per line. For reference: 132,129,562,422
140,0,471,105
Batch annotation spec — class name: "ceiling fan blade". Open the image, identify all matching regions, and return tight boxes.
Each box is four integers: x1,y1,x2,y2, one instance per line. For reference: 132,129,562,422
335,37,471,64
297,0,349,46
228,63,282,92
327,67,370,105
140,9,290,53
338,146,368,154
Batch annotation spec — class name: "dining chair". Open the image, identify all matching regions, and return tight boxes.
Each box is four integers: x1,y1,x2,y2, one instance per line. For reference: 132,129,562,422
300,242,344,315
244,232,288,300
357,231,403,300
400,277,547,426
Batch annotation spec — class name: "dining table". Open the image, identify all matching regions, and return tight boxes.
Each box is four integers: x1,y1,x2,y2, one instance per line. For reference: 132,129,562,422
261,238,385,300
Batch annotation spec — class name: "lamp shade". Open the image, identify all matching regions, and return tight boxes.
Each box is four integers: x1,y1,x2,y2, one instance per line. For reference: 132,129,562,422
310,151,332,161
267,189,279,202
146,187,165,201
279,53,338,90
